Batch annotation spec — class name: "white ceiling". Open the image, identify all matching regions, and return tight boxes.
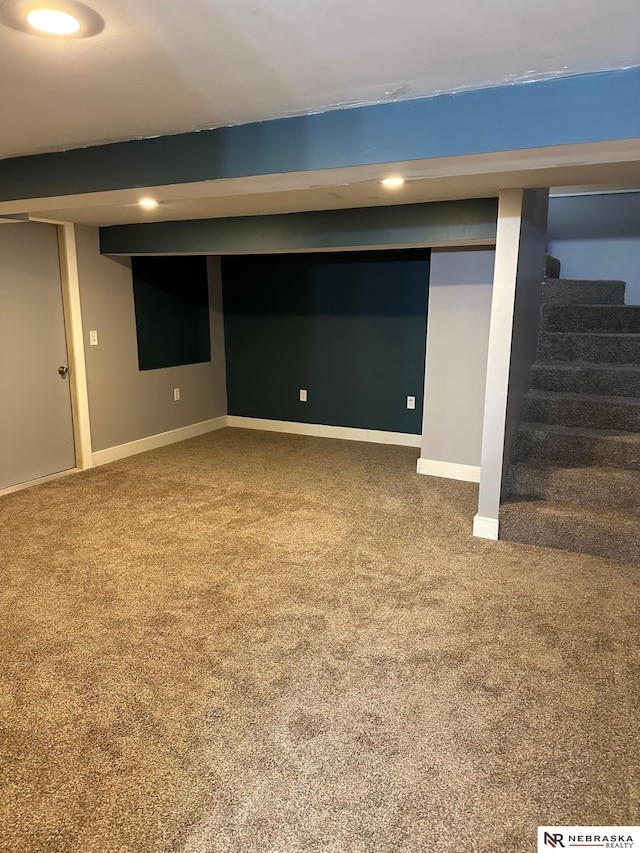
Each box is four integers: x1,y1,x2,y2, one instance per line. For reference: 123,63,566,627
1,0,639,160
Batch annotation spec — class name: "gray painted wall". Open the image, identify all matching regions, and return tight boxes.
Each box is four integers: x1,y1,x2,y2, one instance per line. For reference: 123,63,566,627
502,189,549,490
421,249,495,468
75,227,227,452
548,192,640,305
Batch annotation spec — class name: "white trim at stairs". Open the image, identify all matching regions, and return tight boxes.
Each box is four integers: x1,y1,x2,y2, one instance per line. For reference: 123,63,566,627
417,458,481,482
473,514,499,540
227,416,421,447
92,416,227,466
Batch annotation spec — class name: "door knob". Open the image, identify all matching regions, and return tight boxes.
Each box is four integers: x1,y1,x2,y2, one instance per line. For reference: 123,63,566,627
58,365,69,377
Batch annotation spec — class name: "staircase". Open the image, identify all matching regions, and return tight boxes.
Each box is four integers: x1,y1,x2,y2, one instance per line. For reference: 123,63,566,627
500,255,640,563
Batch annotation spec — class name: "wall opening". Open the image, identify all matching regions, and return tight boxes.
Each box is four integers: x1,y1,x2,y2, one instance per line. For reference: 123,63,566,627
222,249,430,434
132,256,211,370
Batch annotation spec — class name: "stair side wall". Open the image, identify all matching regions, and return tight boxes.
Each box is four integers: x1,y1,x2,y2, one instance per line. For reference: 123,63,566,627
500,189,550,499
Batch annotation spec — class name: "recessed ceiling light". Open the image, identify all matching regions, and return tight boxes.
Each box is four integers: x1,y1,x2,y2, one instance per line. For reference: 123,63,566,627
26,8,79,34
139,198,159,209
381,177,405,189
0,0,104,38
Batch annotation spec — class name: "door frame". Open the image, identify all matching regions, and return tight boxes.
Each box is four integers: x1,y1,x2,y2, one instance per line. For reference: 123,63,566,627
56,222,93,470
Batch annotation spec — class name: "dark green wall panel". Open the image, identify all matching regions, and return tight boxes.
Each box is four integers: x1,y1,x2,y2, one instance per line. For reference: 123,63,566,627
132,256,211,370
100,200,497,256
222,251,429,434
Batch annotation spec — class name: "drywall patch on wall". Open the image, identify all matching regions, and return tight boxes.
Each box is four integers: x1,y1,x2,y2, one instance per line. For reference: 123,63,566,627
222,250,429,435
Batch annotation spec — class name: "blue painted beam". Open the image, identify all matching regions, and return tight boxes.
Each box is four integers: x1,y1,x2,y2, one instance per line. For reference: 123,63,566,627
1,67,639,203
99,200,498,256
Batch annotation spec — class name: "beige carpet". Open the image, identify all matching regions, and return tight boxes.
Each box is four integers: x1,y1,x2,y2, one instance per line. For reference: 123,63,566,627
1,428,638,853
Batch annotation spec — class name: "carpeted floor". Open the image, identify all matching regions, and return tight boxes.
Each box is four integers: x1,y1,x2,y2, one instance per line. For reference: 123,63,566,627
1,428,638,853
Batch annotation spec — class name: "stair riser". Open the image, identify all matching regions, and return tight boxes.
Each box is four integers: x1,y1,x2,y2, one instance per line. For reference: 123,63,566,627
542,280,625,305
524,397,640,432
531,365,640,397
508,467,640,512
542,305,640,333
539,334,640,364
499,512,640,563
544,256,561,279
515,430,640,470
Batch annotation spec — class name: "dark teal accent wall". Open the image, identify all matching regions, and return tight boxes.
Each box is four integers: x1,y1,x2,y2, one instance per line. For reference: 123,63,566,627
100,200,497,256
222,251,429,434
132,256,211,370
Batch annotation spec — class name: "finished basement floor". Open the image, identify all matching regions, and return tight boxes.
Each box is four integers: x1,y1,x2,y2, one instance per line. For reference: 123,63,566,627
1,429,638,853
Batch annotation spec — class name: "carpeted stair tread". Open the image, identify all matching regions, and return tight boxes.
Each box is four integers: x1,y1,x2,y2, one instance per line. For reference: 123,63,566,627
531,361,640,397
515,421,640,469
509,462,640,511
527,389,640,404
542,304,640,333
541,278,626,305
499,499,640,563
524,389,640,431
538,331,640,364
503,260,640,562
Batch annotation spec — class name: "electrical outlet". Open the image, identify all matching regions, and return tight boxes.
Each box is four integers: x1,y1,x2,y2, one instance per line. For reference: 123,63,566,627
89,330,98,346
407,396,416,410
299,389,307,402
173,388,181,401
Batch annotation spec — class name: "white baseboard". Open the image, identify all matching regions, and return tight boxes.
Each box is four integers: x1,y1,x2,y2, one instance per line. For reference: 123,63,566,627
473,514,499,540
92,414,420,467
92,416,228,466
416,458,481,482
0,467,81,497
227,416,421,447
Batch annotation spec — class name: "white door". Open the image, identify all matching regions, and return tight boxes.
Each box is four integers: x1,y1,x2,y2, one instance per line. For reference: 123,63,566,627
0,222,76,490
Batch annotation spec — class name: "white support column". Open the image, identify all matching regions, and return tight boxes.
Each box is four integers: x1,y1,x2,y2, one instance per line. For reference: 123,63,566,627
474,188,549,539
57,223,93,469
474,190,523,538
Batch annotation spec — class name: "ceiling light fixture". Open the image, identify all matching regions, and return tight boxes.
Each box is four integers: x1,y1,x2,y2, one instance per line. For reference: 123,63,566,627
0,0,104,38
381,176,405,189
138,198,159,209
26,7,79,33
